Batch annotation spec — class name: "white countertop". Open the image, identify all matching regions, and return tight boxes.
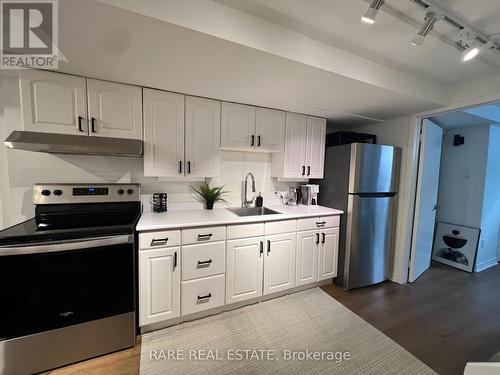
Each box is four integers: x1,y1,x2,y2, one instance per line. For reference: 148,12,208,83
136,205,343,231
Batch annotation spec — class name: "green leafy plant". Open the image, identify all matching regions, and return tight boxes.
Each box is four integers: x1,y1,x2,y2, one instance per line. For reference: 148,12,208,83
191,182,227,209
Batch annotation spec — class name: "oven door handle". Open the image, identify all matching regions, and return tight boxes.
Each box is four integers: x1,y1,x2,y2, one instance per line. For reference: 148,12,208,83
0,235,134,256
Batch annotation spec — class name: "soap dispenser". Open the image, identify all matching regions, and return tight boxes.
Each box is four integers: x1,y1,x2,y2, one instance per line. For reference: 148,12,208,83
255,193,263,208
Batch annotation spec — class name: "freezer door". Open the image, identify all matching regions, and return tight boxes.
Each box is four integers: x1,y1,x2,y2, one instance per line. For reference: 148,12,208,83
344,194,395,289
349,143,400,193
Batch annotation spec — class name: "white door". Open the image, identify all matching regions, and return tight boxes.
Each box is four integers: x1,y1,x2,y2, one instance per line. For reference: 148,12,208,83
296,230,318,286
86,79,142,139
185,96,221,178
226,237,264,304
263,233,296,295
143,89,185,177
19,70,88,135
139,247,181,326
283,113,308,178
317,227,339,280
409,119,443,282
305,116,326,178
220,102,256,151
255,108,285,153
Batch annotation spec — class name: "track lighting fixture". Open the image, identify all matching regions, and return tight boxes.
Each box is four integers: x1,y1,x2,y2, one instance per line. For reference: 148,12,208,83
361,0,384,24
411,11,441,46
462,43,481,61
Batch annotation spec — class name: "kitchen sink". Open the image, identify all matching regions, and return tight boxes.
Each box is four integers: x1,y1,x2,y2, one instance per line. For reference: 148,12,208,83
227,207,282,217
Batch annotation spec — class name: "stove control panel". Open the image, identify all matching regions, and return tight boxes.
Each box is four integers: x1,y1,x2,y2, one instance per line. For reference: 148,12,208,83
33,184,140,204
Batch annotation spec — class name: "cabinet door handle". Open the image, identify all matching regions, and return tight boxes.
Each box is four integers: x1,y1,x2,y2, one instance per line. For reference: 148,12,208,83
259,241,263,256
91,117,97,133
197,293,212,300
316,233,320,244
150,237,168,246
188,161,191,174
197,233,213,240
302,166,305,176
77,116,85,132
267,240,271,255
250,135,255,147
179,161,182,174
307,166,311,176
174,251,178,269
197,259,212,266
322,233,326,244
257,135,261,147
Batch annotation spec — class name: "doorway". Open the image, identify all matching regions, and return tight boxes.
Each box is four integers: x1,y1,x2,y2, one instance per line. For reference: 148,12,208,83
409,101,500,281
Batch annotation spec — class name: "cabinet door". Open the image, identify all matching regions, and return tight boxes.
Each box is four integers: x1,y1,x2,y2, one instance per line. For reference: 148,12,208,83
87,79,142,139
296,230,318,286
318,227,339,281
283,113,308,178
143,89,185,177
19,70,87,135
226,237,264,304
263,233,296,295
139,247,180,326
221,102,256,151
305,116,326,178
255,108,285,153
185,96,221,177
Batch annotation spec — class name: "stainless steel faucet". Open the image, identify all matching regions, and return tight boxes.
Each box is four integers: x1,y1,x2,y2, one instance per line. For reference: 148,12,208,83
243,172,256,207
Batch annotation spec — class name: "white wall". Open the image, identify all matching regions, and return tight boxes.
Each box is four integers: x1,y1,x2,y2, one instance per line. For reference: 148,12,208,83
353,116,414,283
436,124,500,272
436,126,490,228
0,77,295,229
478,125,500,270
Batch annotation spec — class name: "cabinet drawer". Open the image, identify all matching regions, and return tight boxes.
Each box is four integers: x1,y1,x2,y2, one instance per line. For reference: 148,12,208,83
297,216,340,231
181,274,225,316
182,226,226,245
265,220,296,235
139,230,181,249
227,223,264,240
182,241,226,281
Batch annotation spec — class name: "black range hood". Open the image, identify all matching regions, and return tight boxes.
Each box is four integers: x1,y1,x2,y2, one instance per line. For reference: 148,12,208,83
4,131,143,157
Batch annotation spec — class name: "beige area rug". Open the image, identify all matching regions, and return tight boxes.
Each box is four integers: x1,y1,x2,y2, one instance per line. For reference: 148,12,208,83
140,288,436,374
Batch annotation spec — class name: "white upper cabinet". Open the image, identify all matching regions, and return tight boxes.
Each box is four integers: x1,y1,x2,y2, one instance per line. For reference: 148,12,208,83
143,89,185,177
87,79,142,140
19,70,88,136
271,113,326,179
185,96,221,178
255,108,285,153
221,102,255,151
305,116,326,178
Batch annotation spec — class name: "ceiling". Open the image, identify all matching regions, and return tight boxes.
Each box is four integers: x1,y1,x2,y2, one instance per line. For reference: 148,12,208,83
216,0,500,85
430,101,500,129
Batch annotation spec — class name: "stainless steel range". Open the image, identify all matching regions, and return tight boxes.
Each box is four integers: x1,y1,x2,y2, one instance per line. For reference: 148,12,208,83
0,184,141,374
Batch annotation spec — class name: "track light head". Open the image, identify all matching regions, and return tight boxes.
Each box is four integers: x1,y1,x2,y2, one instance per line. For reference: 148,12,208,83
411,11,441,46
462,45,480,61
361,0,384,24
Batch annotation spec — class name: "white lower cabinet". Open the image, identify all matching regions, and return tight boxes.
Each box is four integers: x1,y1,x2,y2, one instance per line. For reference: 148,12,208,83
296,230,319,286
263,232,296,295
139,247,180,326
182,274,225,316
226,236,264,304
318,227,339,281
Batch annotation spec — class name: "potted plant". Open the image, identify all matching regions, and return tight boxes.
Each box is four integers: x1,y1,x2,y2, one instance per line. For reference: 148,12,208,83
191,182,227,210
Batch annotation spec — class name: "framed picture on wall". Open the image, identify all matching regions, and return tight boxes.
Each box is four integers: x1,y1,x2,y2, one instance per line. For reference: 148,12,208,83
431,222,480,273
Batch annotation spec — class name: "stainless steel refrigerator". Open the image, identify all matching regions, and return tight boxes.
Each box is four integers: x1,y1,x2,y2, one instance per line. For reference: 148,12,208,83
313,143,401,290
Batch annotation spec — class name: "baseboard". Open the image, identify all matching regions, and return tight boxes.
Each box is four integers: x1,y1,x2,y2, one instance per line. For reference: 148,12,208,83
475,258,498,272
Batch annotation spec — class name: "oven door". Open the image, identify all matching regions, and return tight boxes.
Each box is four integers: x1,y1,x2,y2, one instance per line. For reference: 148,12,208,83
0,235,135,341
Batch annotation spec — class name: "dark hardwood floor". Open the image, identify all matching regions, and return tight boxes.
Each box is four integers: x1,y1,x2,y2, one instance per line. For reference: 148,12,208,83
321,262,500,375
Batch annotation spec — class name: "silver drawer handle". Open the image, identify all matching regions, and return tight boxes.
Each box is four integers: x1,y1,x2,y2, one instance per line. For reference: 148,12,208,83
150,237,168,246
197,233,213,240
